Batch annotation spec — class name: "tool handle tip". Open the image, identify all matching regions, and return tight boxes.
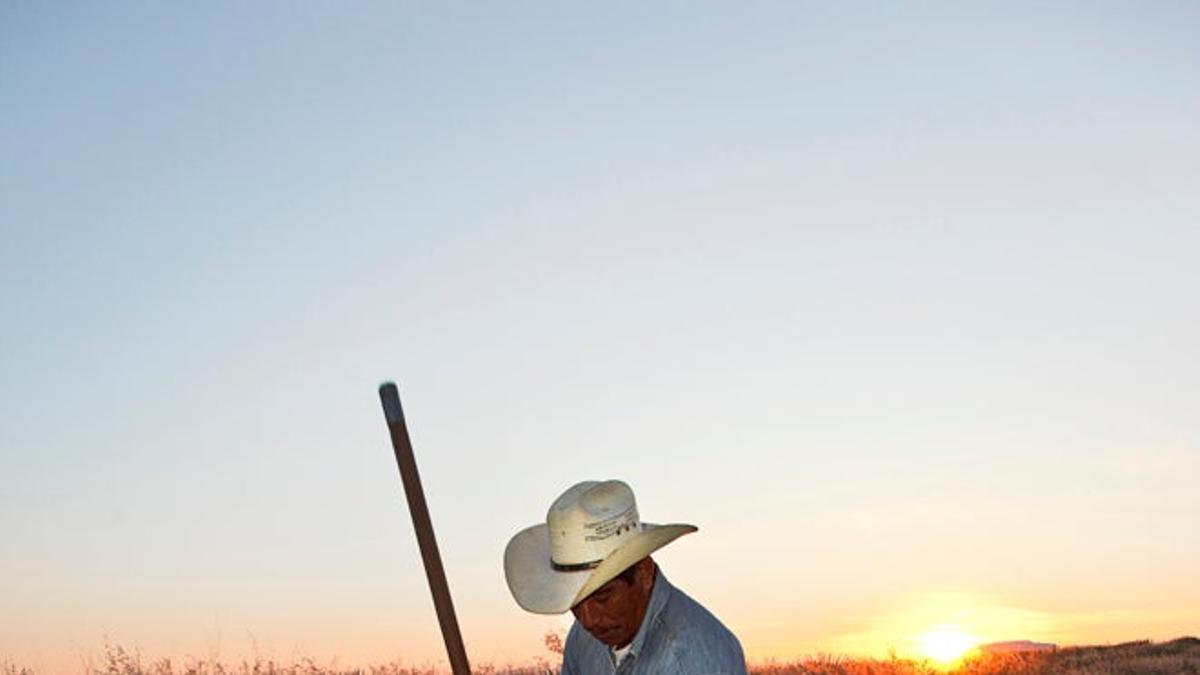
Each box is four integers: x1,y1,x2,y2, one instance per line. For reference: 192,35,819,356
379,381,405,424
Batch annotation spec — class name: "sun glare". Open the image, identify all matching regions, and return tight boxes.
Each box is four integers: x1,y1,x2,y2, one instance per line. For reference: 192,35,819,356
916,624,979,665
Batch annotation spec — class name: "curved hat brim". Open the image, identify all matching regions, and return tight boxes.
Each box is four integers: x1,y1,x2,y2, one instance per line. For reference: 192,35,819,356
504,521,697,615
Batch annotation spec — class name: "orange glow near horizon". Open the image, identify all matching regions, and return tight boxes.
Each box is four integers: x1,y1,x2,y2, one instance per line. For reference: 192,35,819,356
807,590,1057,662
5,586,1200,673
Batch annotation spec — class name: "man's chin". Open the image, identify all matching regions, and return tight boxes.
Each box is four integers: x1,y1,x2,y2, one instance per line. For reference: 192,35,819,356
591,627,626,646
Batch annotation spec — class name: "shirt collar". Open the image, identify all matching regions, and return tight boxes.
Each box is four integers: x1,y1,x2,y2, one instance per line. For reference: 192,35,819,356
624,566,674,657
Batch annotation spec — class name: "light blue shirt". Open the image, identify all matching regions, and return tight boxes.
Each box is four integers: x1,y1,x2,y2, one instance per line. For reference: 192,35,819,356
562,570,747,675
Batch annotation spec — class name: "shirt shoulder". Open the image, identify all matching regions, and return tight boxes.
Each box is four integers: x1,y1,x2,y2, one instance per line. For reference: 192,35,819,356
643,583,747,675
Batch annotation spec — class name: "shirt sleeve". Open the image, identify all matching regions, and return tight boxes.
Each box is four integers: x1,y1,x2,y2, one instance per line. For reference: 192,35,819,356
680,638,748,675
560,622,584,675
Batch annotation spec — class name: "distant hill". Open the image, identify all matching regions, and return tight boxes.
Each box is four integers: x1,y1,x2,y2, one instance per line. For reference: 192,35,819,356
977,639,1057,654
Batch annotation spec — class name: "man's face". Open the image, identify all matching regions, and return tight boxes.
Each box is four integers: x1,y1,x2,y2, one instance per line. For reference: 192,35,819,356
571,557,656,648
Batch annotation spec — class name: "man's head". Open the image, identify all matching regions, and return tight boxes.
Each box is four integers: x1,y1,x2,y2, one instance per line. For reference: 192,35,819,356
504,480,696,615
571,556,657,648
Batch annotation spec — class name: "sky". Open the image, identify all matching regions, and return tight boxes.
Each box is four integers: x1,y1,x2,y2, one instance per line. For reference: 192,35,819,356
2,1,1199,672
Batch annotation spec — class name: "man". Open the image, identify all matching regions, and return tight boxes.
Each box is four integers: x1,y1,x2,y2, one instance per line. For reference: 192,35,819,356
504,480,746,675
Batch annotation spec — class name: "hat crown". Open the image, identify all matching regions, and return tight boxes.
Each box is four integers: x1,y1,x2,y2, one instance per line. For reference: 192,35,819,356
547,480,642,567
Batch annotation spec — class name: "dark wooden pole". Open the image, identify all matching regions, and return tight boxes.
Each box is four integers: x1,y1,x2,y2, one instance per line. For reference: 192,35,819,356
378,382,471,675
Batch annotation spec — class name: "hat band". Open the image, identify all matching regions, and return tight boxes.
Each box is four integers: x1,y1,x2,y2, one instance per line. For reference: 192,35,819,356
551,558,602,572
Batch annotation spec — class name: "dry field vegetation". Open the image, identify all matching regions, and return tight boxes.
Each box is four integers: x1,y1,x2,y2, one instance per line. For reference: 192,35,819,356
4,638,1198,675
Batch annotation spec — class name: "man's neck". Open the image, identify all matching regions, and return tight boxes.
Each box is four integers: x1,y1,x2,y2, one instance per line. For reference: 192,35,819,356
614,565,658,649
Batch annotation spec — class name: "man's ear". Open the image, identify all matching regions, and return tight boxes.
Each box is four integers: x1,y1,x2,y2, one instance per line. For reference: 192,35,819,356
638,557,656,593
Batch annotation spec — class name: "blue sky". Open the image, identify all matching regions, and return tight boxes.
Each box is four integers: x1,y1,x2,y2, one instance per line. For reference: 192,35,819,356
2,2,1199,671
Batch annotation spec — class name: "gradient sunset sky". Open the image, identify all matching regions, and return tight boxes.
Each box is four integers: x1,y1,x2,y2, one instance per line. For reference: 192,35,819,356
2,2,1198,672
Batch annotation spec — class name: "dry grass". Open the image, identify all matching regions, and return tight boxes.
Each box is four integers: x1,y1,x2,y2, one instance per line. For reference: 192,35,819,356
756,638,1200,674
4,638,1198,675
2,644,562,675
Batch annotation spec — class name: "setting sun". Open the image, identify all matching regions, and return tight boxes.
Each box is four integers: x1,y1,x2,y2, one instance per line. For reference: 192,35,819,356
917,624,980,665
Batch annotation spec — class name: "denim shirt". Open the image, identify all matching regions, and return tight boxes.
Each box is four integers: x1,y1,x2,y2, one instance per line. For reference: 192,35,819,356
561,570,747,675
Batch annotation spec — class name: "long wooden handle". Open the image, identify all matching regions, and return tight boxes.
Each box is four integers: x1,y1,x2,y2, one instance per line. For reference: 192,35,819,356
379,382,471,675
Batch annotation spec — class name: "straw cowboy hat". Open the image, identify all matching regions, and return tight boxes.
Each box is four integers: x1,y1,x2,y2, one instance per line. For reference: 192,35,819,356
504,479,697,614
